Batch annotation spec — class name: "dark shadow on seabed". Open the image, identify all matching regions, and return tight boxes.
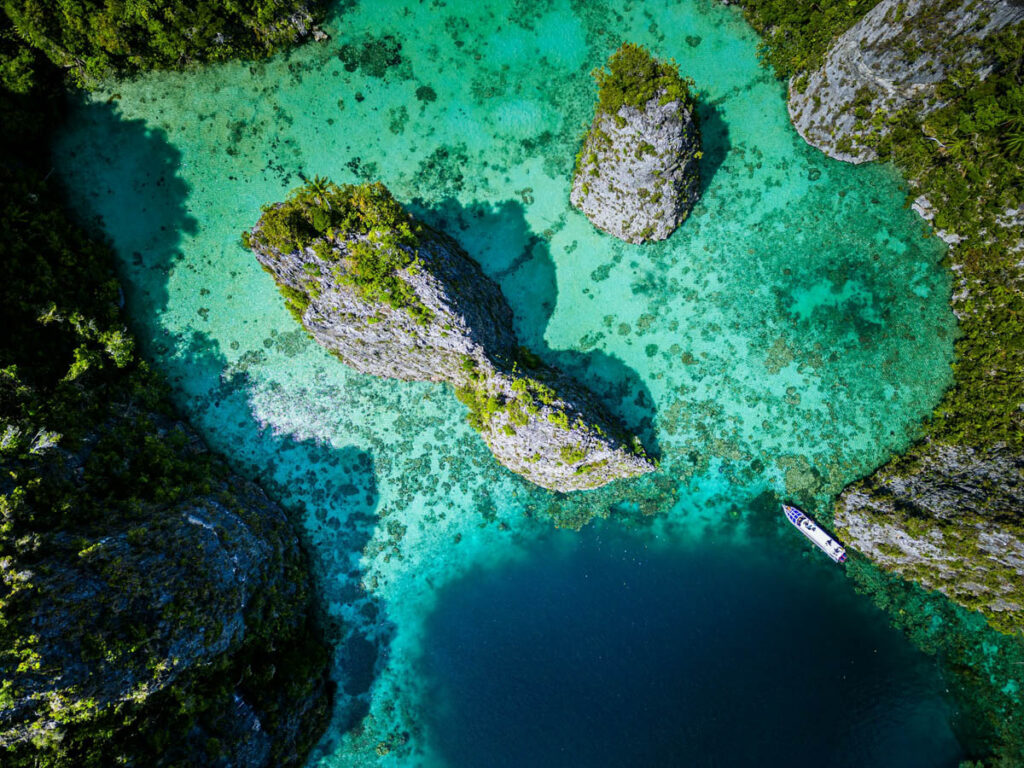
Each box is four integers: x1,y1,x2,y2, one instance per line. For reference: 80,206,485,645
172,330,393,752
696,97,731,197
55,94,197,332
54,97,391,748
409,196,663,461
403,97,732,464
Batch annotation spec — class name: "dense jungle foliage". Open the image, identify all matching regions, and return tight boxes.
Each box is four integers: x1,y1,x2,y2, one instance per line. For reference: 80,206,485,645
743,1,1024,453
1,0,325,83
738,2,1024,764
0,12,329,767
739,0,881,78
873,22,1024,451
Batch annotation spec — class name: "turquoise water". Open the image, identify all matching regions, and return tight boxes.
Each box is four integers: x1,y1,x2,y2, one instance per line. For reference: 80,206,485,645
53,0,960,764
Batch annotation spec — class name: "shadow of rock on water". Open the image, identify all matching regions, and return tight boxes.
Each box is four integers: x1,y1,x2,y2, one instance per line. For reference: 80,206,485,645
55,94,197,345
142,324,394,752
408,196,661,460
55,87,394,740
696,97,730,197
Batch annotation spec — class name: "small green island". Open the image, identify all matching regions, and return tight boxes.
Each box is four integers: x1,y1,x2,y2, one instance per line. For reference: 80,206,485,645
244,178,655,492
571,42,702,243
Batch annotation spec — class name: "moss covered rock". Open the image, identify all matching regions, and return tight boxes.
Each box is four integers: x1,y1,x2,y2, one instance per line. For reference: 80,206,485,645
779,0,1024,638
836,443,1024,634
2,0,331,84
0,149,331,766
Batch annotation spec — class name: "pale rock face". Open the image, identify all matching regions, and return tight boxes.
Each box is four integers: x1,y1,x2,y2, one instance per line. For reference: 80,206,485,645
571,94,701,244
262,227,518,383
251,224,655,492
835,444,1024,625
788,0,1024,162
783,0,1024,635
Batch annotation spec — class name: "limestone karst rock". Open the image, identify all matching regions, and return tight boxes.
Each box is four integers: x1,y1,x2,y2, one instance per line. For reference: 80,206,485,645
571,43,702,244
0,417,331,765
787,0,1024,163
246,179,655,492
789,0,1024,635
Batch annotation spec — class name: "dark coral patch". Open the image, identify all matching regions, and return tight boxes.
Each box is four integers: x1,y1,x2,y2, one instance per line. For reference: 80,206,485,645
338,34,404,78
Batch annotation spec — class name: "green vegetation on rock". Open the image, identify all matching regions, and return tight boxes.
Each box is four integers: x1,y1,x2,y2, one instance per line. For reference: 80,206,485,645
246,178,432,323
591,42,695,120
733,2,1024,762
738,0,881,78
1,0,327,84
746,0,1024,626
454,355,559,434
872,23,1024,453
246,183,655,491
740,7,1024,456
572,42,702,244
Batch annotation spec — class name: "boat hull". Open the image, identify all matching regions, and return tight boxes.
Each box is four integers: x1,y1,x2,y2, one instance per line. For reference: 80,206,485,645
782,504,847,564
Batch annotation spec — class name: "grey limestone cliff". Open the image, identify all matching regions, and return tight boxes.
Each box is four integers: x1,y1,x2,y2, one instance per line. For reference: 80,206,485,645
570,43,702,244
782,0,1024,635
835,443,1024,630
248,183,655,492
788,0,1024,162
571,94,701,243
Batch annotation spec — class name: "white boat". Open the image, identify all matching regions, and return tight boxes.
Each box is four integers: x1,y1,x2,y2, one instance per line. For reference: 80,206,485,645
782,504,847,564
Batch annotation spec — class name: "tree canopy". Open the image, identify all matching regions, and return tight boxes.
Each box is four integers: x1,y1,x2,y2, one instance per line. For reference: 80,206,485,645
592,42,695,116
1,0,325,83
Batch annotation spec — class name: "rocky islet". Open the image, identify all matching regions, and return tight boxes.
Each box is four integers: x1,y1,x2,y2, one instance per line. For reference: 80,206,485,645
245,179,656,492
571,43,703,244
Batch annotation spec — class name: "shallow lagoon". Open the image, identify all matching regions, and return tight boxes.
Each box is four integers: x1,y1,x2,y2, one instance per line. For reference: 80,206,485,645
54,0,962,763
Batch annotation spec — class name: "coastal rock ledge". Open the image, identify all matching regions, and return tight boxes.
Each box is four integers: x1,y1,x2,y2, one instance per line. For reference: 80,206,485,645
245,180,655,492
0,417,330,766
835,443,1024,633
571,43,701,244
787,0,1024,163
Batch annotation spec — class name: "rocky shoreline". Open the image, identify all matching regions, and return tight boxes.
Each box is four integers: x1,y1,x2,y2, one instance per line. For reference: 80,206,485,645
769,0,1024,634
787,0,1024,164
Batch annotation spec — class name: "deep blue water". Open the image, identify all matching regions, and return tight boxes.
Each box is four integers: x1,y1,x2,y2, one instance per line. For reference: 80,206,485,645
418,524,964,767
